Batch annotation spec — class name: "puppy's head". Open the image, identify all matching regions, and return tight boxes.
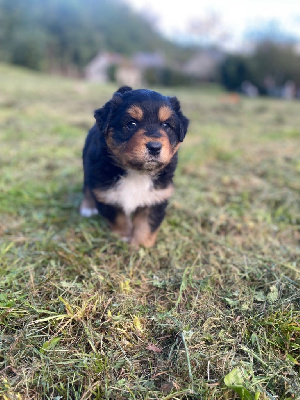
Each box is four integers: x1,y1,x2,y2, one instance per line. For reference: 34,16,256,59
94,86,189,172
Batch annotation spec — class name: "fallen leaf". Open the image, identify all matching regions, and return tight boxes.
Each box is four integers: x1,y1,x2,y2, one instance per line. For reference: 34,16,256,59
147,343,162,353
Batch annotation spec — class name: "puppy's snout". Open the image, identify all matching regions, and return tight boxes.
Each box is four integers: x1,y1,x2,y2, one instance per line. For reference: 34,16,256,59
146,141,162,156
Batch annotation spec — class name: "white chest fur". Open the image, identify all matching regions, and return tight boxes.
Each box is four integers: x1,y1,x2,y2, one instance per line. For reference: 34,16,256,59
97,169,173,215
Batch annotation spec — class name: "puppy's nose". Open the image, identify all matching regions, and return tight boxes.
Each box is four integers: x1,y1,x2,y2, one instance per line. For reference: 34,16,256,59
146,141,162,155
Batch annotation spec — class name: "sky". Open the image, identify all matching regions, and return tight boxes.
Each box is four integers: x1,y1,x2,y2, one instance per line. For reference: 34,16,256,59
125,0,300,50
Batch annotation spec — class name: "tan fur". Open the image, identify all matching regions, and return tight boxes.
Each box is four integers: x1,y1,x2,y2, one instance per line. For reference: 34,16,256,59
131,208,158,247
92,188,106,203
127,105,144,121
106,128,129,167
109,211,132,238
172,142,181,153
155,129,174,165
125,129,148,162
158,105,173,122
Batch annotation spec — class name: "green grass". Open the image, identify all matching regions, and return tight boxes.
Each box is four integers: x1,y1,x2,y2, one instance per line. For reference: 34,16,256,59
0,63,299,400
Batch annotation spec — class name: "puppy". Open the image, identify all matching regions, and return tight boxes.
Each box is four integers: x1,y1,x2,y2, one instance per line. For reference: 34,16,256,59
80,86,189,247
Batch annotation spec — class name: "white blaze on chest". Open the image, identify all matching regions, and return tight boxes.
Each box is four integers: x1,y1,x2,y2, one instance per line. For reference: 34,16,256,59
99,170,173,215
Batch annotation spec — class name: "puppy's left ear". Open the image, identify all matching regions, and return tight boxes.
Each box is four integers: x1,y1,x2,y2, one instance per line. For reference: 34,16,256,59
94,89,128,136
169,96,189,142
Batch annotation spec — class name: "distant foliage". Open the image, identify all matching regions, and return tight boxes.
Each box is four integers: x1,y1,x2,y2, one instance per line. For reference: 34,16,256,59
220,41,300,94
220,55,253,91
144,67,193,87
0,0,174,73
251,41,300,91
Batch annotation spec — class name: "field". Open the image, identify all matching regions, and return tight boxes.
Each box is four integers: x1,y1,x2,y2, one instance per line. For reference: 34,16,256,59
0,64,299,400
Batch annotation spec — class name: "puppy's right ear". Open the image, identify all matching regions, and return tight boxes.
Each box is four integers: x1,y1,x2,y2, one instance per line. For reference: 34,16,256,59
94,101,113,137
94,88,131,136
94,94,122,136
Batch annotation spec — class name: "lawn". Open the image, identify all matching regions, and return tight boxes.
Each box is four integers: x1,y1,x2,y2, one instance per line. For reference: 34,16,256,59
0,64,299,400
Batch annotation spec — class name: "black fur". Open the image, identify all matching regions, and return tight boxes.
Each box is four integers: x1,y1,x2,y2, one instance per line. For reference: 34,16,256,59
148,201,169,232
83,127,125,190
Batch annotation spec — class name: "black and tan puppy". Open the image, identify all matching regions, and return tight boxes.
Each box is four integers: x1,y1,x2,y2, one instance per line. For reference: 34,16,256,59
80,86,189,247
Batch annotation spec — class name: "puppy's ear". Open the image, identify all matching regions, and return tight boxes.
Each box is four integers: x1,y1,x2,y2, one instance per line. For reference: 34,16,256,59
94,100,116,137
94,88,132,136
169,96,189,142
94,88,129,136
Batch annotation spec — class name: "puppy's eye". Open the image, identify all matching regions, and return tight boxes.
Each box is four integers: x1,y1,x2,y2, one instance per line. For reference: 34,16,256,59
126,121,137,129
162,122,172,129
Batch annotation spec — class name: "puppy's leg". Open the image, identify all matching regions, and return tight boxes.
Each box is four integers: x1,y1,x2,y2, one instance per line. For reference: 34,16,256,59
97,203,132,242
80,187,99,217
131,201,168,248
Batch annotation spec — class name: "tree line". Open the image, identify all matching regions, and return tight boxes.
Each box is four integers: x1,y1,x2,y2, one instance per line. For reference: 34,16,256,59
1,0,299,94
220,41,300,95
0,0,182,74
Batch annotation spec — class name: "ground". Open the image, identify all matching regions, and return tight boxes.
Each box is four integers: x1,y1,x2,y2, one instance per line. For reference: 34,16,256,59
0,64,299,400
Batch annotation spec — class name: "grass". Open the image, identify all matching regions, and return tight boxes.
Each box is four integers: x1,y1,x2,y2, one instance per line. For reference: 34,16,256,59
0,63,299,400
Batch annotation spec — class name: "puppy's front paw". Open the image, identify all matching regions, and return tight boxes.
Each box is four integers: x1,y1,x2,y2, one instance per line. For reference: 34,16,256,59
121,236,131,243
80,188,98,217
130,232,158,248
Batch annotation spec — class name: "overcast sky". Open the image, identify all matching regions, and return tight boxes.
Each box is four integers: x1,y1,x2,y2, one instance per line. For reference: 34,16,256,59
125,0,300,50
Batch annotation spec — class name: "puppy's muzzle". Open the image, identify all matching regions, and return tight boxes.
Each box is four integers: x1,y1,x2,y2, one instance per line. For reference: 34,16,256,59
146,141,162,156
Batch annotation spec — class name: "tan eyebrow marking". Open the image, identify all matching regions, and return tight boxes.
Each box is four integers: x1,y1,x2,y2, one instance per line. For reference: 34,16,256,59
127,105,144,121
158,105,173,122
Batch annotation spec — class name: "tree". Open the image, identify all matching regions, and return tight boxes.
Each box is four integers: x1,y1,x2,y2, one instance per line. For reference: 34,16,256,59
251,41,300,89
219,55,253,91
0,0,177,73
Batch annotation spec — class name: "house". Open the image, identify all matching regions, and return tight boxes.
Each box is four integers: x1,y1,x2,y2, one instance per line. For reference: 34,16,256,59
84,52,123,83
115,61,143,88
116,52,166,87
84,51,166,87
